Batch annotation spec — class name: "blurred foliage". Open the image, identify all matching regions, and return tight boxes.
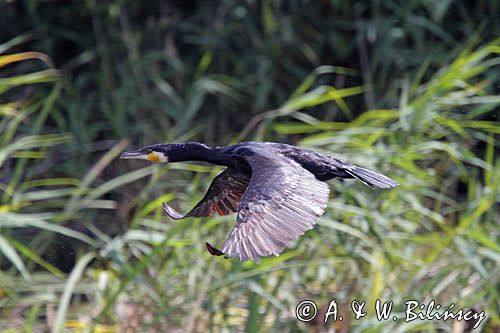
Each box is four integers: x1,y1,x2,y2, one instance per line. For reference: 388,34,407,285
0,1,499,332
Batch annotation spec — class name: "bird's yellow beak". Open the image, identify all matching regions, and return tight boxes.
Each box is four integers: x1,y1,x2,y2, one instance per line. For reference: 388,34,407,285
120,150,167,163
147,152,160,162
120,151,145,160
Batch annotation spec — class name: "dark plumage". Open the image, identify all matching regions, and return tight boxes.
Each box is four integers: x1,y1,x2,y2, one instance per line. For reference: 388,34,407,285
120,141,399,261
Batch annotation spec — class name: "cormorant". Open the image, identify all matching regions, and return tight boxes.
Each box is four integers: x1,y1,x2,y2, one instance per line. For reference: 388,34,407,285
120,141,398,261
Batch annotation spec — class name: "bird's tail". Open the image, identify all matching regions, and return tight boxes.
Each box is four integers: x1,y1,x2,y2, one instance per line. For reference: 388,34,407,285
345,166,399,189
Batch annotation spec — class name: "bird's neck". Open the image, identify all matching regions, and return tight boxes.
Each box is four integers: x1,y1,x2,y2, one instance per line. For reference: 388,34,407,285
168,143,230,166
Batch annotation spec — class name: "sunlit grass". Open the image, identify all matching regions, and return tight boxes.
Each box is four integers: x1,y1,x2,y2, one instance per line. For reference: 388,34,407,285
1,5,499,332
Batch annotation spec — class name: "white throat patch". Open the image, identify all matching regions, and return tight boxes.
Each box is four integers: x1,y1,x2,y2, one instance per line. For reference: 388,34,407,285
155,152,169,163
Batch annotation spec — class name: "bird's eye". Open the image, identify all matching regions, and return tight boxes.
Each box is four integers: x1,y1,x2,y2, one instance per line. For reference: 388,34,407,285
143,148,153,154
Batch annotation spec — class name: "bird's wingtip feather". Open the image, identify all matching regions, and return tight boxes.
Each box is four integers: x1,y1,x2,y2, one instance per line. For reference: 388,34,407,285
162,202,185,220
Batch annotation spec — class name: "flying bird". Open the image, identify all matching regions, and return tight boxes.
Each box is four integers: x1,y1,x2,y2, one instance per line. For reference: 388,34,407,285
120,141,398,261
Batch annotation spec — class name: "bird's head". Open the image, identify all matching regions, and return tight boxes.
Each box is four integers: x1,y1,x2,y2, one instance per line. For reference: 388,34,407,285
120,142,211,163
120,144,170,163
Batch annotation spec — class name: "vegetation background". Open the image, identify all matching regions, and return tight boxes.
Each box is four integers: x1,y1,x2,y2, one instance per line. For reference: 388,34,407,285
0,1,498,332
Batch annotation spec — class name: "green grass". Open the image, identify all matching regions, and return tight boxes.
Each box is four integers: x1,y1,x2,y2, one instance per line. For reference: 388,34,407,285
0,2,499,332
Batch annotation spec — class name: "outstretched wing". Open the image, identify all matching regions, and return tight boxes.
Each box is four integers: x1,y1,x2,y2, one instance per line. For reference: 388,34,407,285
162,168,250,219
221,150,330,261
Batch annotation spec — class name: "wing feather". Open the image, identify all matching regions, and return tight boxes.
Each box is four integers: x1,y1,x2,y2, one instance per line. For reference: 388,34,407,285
162,168,250,220
221,150,330,261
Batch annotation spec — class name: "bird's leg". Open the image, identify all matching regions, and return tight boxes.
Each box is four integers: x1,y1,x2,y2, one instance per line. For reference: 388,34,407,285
205,242,228,259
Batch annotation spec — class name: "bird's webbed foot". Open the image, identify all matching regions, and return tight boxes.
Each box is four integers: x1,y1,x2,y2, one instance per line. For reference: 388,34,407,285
205,242,228,259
